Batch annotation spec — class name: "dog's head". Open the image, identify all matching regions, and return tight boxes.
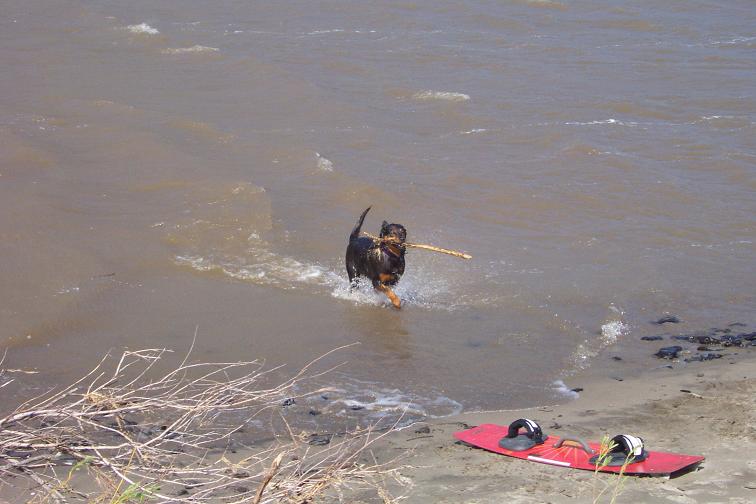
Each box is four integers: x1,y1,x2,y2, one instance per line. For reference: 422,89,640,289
379,221,407,254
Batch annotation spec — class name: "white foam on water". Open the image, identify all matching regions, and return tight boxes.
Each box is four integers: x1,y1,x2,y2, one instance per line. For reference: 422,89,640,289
709,36,756,47
305,29,378,36
332,264,458,311
601,320,629,345
55,286,80,295
551,380,579,399
330,276,386,306
569,307,630,370
174,250,339,290
176,244,462,311
127,23,159,35
161,45,219,54
412,90,471,102
460,128,488,135
315,152,334,172
305,378,463,425
308,29,346,35
564,118,638,127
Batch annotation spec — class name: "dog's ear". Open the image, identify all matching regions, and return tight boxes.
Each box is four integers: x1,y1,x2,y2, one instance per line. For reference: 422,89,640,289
380,221,389,237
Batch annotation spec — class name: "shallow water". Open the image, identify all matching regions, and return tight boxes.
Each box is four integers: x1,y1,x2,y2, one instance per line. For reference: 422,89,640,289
1,1,754,422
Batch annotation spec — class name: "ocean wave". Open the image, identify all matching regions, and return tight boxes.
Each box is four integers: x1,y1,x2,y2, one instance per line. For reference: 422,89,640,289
300,377,463,426
412,90,471,102
520,0,566,9
161,45,219,55
564,118,638,127
693,115,751,129
709,36,756,47
174,252,339,289
305,29,378,36
126,23,159,35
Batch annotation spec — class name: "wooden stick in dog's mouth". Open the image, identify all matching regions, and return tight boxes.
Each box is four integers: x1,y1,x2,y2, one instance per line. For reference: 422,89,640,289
362,232,472,260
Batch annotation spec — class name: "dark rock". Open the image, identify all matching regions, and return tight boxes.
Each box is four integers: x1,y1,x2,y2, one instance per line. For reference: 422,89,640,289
612,356,623,361
673,334,721,345
653,315,680,325
612,377,624,381
320,394,329,400
720,332,756,347
307,433,332,446
349,404,364,411
414,425,431,434
720,335,742,347
655,346,683,359
549,422,562,429
684,353,723,363
570,387,584,393
641,335,664,341
308,409,321,416
282,398,296,407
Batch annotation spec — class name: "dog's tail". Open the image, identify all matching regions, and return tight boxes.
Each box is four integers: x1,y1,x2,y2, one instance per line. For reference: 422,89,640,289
350,206,371,242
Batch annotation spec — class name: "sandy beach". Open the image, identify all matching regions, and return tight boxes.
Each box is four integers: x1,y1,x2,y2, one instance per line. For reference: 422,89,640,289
371,356,756,503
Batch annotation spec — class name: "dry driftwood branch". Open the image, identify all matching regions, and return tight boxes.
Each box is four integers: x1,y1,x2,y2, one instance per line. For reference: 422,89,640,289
0,343,407,503
362,232,472,259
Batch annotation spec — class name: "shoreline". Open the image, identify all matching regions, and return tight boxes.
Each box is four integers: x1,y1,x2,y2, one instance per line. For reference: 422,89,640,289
1,331,753,502
372,355,756,503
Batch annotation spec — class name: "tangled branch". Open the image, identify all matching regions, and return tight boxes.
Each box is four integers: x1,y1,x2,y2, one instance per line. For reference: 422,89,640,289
0,342,406,503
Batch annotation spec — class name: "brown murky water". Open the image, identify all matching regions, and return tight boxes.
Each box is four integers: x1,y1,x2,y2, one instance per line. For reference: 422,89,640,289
1,1,754,422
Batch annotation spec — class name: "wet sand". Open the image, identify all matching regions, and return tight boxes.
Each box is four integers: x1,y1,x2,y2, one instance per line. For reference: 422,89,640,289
371,356,756,503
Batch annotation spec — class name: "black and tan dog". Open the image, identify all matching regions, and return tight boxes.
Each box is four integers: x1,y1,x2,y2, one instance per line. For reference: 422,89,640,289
346,207,407,308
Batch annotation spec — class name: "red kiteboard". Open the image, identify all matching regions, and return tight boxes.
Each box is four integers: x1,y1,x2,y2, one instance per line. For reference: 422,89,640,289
454,420,704,477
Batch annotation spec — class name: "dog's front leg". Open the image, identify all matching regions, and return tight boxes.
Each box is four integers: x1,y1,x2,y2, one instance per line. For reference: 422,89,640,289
377,283,401,309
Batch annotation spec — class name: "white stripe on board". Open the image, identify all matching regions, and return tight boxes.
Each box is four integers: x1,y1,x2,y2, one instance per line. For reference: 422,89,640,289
527,456,571,467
